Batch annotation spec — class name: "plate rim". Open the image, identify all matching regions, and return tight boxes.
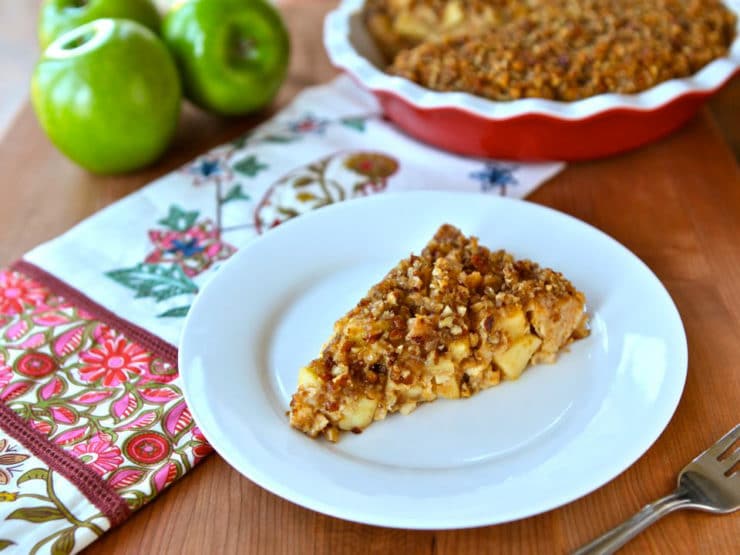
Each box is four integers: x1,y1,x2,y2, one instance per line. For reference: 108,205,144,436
178,191,688,529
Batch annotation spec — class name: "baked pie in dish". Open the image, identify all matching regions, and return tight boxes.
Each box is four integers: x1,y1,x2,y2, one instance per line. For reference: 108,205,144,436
324,0,740,159
365,0,736,101
289,224,589,441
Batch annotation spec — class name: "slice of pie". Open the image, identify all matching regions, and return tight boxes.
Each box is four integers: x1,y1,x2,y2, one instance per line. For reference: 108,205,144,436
289,224,589,441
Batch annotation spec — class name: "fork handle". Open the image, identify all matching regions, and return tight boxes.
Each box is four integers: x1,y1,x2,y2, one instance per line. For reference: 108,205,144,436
572,488,692,555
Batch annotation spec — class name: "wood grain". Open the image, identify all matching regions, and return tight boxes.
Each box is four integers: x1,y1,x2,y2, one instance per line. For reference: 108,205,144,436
0,2,738,554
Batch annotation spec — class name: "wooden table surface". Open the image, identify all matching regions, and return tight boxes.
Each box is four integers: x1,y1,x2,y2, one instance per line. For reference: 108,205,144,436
1,1,739,553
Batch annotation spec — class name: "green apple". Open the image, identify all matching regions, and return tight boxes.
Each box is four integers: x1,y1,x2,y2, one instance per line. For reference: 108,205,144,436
32,19,182,174
39,0,161,50
163,0,290,116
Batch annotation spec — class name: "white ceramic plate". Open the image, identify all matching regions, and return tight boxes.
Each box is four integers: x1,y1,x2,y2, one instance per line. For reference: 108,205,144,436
179,191,687,529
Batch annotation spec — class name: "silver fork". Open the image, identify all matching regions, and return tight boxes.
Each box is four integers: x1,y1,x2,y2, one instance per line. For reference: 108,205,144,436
573,423,740,555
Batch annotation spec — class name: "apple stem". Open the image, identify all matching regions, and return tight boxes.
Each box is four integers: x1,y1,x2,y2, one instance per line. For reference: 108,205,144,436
62,29,95,50
71,0,89,7
236,38,256,58
228,29,258,66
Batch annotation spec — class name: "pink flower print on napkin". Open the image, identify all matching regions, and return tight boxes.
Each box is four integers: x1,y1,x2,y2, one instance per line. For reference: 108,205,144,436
125,431,171,466
0,354,11,389
0,270,46,315
145,220,236,278
190,427,212,464
79,336,152,387
71,433,123,476
29,298,74,328
14,352,58,379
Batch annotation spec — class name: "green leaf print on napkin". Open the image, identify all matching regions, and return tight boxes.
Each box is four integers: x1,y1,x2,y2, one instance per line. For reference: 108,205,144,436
157,305,191,318
340,117,367,132
7,468,105,554
106,264,198,302
6,506,65,523
157,206,199,232
233,155,268,178
16,468,48,484
221,184,250,204
51,529,75,555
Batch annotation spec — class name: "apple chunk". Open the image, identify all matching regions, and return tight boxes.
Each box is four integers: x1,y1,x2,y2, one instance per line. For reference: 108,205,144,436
493,334,543,379
338,397,378,430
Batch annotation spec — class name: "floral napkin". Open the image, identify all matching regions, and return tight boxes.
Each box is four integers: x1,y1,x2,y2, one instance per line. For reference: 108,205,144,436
0,75,563,554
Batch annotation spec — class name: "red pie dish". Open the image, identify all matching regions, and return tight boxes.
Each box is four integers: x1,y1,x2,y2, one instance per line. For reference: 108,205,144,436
324,0,740,161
